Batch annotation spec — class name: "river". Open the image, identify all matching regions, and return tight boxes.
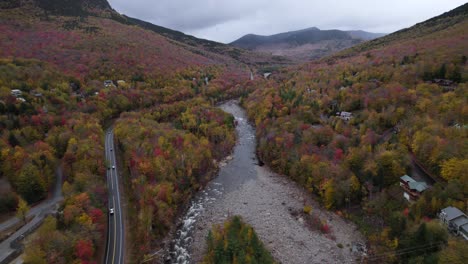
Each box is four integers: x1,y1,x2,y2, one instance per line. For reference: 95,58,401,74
167,100,363,264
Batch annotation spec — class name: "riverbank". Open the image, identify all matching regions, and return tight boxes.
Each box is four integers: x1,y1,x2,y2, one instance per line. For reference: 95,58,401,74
170,100,364,264
191,164,364,264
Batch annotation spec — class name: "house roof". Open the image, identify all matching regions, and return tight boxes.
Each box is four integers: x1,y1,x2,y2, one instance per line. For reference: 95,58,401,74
408,181,428,192
400,175,428,192
441,206,466,221
400,175,415,183
461,224,468,235
453,216,468,227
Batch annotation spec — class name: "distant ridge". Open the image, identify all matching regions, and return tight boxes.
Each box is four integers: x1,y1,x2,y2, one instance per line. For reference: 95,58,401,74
230,27,385,61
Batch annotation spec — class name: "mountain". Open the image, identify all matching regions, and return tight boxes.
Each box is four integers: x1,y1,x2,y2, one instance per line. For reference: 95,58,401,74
0,0,289,81
338,3,468,57
230,27,385,61
115,15,291,67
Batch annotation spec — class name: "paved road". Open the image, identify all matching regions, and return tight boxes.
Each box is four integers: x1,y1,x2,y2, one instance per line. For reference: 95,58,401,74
0,166,63,263
0,167,63,233
105,129,124,264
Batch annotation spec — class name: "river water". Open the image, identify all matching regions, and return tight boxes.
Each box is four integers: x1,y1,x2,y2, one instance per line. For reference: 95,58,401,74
167,100,257,263
167,100,363,264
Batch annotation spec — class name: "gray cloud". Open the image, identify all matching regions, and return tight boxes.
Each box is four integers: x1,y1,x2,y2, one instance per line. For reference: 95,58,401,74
108,0,467,43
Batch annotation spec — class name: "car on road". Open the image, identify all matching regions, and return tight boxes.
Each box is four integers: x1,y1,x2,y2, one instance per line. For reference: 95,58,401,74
112,165,115,169
110,148,113,151
109,208,114,215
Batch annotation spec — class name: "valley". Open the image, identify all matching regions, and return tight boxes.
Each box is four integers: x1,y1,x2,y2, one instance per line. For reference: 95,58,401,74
0,1,466,264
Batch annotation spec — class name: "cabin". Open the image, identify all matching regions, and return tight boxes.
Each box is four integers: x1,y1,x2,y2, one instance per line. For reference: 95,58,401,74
11,89,22,97
432,79,454,86
336,111,353,121
399,175,428,201
439,206,468,240
104,80,115,88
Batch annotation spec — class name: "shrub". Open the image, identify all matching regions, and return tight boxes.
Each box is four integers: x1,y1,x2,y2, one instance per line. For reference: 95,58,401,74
303,205,312,215
203,216,276,264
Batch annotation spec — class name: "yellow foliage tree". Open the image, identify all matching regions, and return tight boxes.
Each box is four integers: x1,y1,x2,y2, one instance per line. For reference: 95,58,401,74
441,158,468,181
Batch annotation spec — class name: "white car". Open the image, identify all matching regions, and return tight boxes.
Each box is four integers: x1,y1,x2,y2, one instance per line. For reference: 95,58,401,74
109,208,114,215
112,165,115,169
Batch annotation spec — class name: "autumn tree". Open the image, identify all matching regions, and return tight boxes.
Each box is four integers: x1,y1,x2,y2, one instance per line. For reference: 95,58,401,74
16,197,29,224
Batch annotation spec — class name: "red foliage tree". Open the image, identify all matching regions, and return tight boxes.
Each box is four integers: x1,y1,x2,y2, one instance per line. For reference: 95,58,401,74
75,239,94,260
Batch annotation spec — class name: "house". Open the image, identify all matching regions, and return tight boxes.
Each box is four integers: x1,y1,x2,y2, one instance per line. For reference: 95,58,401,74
263,72,272,79
104,80,115,88
30,90,43,97
399,175,428,201
337,111,353,121
16,97,26,103
11,89,22,97
432,79,455,86
439,206,468,240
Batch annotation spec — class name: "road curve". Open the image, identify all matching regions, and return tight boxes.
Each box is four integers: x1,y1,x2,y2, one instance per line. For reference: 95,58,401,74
105,129,124,264
0,165,63,263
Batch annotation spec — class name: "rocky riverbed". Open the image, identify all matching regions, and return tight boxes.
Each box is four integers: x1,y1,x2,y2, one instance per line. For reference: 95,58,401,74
170,100,364,264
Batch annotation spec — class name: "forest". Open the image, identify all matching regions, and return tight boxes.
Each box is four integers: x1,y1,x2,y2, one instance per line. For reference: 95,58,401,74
242,15,467,263
0,1,467,264
0,53,252,262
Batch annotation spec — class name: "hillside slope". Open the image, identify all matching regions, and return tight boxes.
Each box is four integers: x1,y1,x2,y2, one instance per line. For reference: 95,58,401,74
243,3,467,263
230,27,385,61
337,2,468,57
0,2,246,80
0,0,290,81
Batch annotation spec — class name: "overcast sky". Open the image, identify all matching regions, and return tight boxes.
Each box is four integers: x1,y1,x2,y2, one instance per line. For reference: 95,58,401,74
108,0,467,43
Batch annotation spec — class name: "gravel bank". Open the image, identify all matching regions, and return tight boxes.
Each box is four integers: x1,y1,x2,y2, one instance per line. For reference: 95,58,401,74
171,101,364,264
190,164,364,264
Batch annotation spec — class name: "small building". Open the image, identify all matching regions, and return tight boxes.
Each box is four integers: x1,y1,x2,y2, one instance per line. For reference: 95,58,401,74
399,175,428,201
16,97,26,102
439,206,468,240
432,79,455,87
337,111,353,121
31,90,43,97
11,89,22,97
263,72,272,79
104,80,115,88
